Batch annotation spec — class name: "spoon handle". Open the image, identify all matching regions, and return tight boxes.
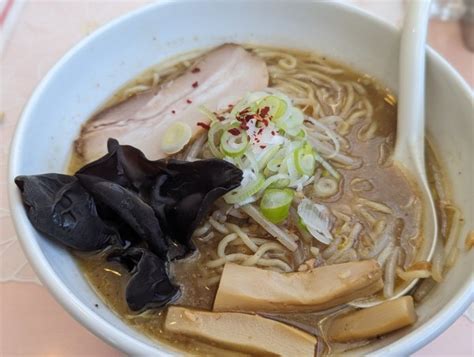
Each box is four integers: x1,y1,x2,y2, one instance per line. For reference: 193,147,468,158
394,0,431,173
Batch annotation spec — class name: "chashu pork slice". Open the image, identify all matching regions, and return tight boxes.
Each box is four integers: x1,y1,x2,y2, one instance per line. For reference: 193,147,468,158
165,306,317,357
213,261,383,313
76,44,269,162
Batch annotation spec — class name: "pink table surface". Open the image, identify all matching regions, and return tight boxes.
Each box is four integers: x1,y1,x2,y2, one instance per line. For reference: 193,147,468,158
1,1,473,356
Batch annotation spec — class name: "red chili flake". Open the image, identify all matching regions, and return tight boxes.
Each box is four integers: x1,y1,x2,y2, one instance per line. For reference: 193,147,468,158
244,114,255,122
240,124,249,130
171,110,176,114
192,81,199,88
262,119,269,126
228,128,241,136
259,106,270,118
186,99,192,104
271,131,276,135
191,67,201,73
260,145,267,149
197,122,210,130
228,104,234,108
257,128,264,135
217,115,225,121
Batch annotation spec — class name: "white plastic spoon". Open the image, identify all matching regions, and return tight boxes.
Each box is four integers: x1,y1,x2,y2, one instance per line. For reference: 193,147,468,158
352,0,438,308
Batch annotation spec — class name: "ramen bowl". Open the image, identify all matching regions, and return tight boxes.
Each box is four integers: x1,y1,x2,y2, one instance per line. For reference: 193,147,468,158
8,1,473,355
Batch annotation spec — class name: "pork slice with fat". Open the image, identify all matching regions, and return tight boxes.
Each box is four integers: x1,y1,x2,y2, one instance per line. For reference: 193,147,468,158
76,44,269,162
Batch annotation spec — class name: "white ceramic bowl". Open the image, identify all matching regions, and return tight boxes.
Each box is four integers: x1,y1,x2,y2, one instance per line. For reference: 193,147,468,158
8,1,473,355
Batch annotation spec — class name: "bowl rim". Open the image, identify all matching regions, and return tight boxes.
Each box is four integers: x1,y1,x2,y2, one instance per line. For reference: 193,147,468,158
7,0,474,355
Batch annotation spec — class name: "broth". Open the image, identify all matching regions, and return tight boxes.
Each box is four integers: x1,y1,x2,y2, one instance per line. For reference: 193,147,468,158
69,46,456,356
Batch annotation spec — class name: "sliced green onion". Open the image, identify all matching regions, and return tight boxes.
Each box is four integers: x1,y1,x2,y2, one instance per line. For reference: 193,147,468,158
296,216,309,232
267,156,283,173
285,154,298,178
285,126,303,137
229,92,266,119
224,173,265,204
230,100,250,119
269,177,291,189
260,174,290,192
263,167,274,177
296,153,315,176
296,129,307,139
220,129,248,157
233,156,244,168
246,91,269,104
314,176,339,198
260,188,295,224
199,106,220,123
257,145,281,171
205,91,339,200
161,122,192,154
294,142,316,176
315,152,340,179
275,107,304,134
207,122,226,158
297,198,334,245
289,107,305,126
244,150,259,174
256,95,288,120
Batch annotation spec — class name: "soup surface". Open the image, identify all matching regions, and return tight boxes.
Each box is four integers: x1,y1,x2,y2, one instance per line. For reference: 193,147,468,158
67,45,458,356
